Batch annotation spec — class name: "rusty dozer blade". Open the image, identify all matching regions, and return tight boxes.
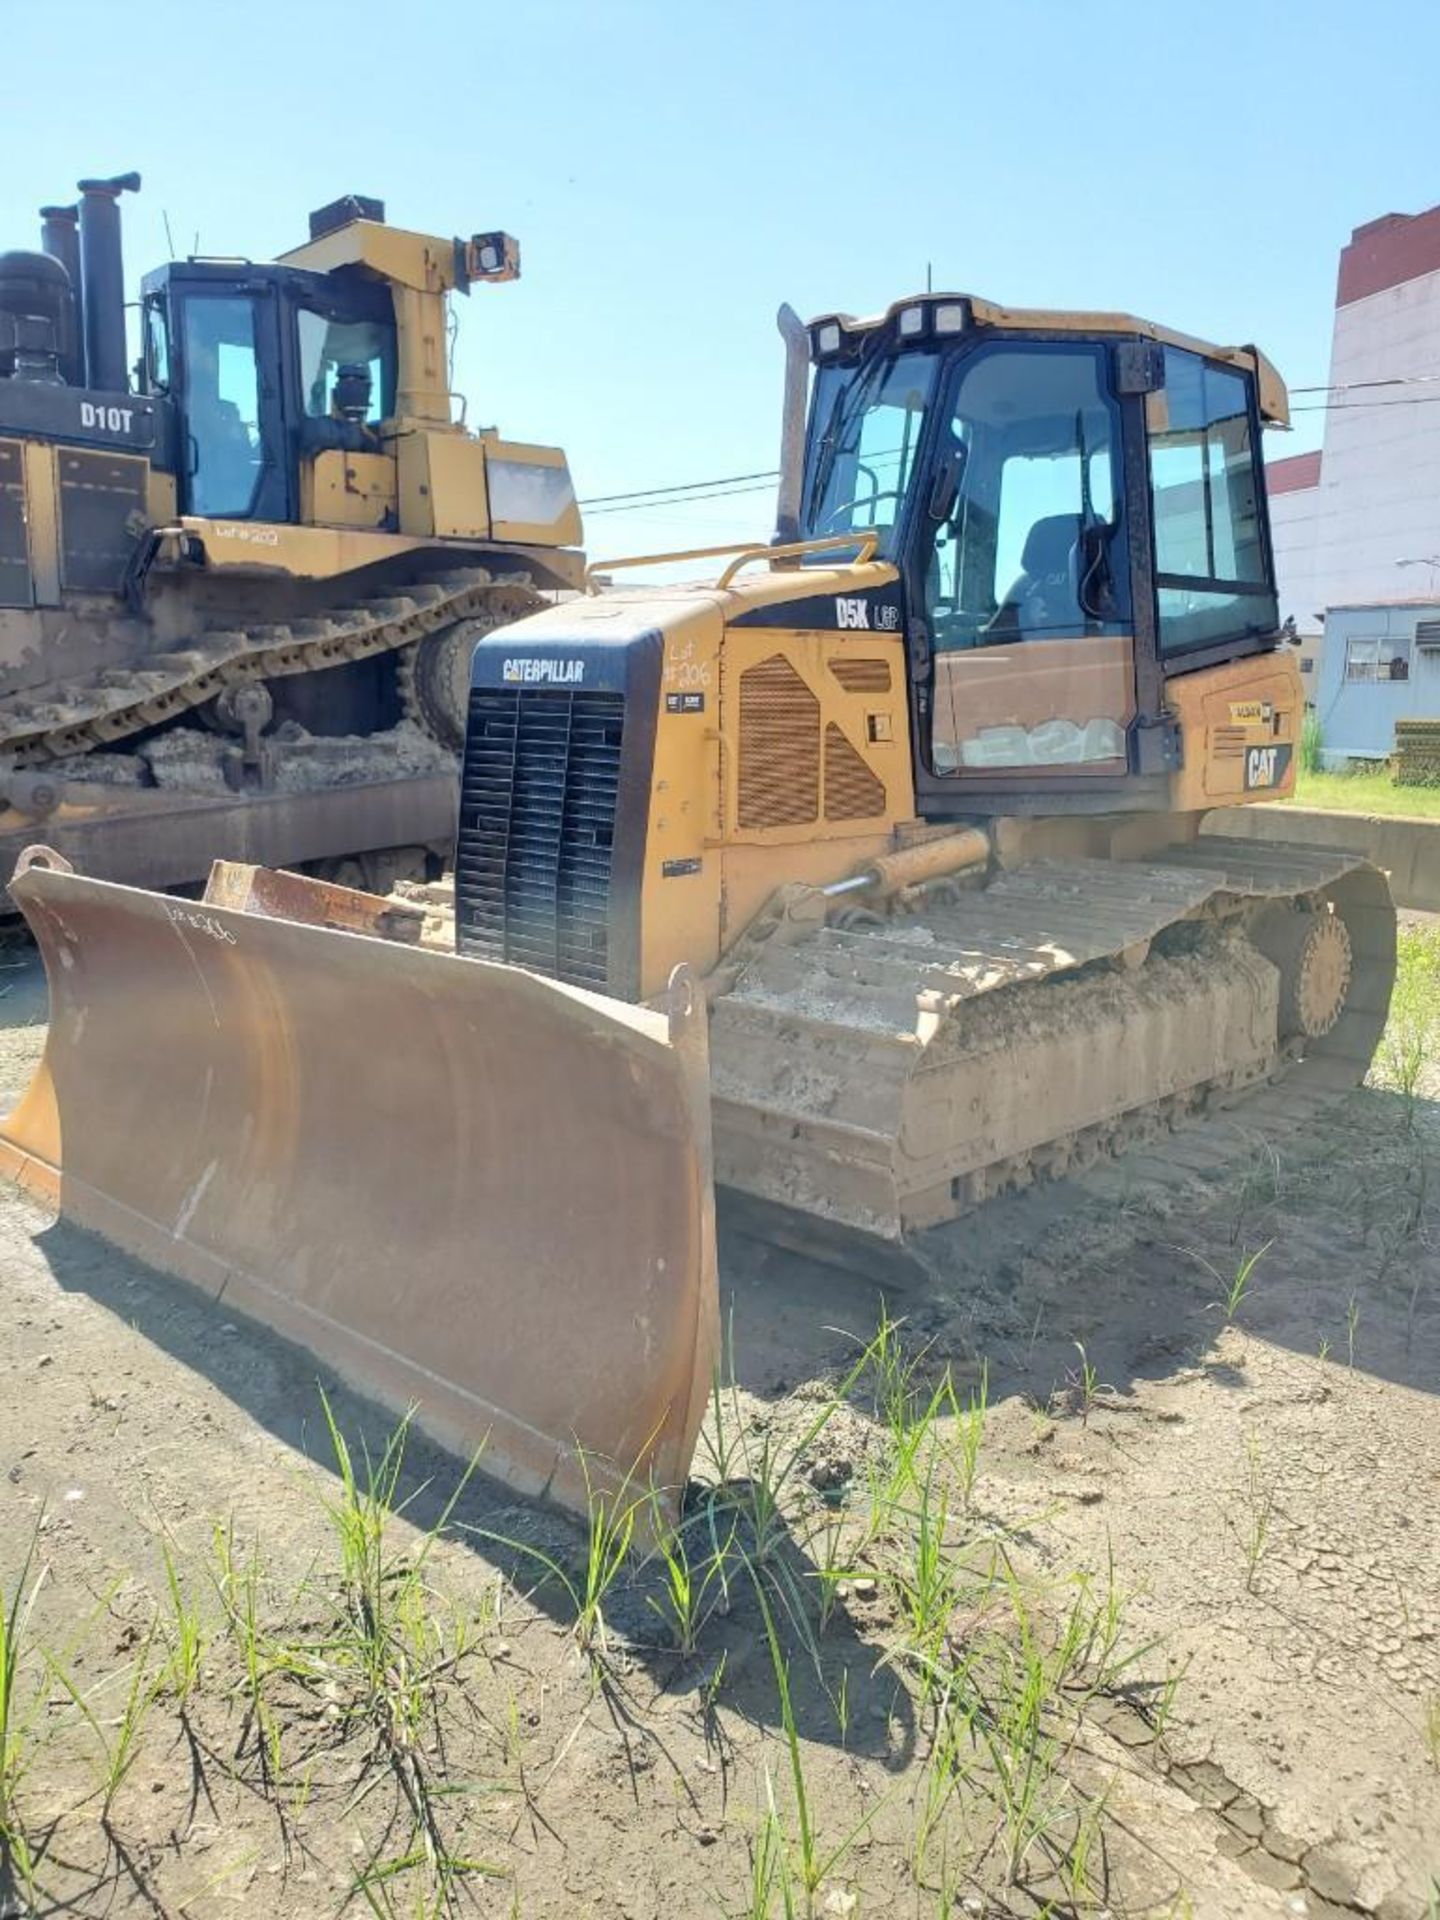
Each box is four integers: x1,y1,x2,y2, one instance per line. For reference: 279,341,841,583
0,849,719,1523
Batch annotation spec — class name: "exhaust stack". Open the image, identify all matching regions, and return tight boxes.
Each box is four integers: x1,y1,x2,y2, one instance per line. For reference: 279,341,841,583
77,172,140,393
773,302,809,545
39,204,83,385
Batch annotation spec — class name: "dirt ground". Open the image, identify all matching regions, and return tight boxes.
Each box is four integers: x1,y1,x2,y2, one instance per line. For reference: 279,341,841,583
1,932,1437,1920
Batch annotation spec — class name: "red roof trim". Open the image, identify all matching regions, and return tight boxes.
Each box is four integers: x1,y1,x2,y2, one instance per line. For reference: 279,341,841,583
1337,204,1440,306
1267,450,1322,494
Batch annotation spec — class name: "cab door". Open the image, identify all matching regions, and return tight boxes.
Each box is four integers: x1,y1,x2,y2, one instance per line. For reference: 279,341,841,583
175,283,291,524
916,341,1136,785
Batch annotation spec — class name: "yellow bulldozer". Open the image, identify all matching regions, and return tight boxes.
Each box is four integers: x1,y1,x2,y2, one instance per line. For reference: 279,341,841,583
0,174,581,896
0,289,1396,1521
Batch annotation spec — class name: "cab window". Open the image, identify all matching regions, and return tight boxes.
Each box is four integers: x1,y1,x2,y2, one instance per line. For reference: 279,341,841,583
804,350,937,555
1149,348,1276,652
925,344,1127,651
181,295,264,518
296,308,395,423
142,298,170,394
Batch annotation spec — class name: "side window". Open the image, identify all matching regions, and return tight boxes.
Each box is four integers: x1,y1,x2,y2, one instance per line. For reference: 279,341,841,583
1149,349,1276,652
1344,635,1410,683
142,299,170,394
181,296,263,518
925,345,1127,651
297,308,395,424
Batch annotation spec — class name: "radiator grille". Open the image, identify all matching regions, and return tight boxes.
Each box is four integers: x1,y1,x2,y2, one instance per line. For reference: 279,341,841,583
829,657,891,694
737,655,820,828
1211,724,1248,761
58,448,147,594
0,441,27,609
455,685,624,990
824,722,886,819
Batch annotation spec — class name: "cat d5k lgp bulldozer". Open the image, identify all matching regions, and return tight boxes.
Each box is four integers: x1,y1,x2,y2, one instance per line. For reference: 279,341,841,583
0,175,581,896
0,290,1396,1520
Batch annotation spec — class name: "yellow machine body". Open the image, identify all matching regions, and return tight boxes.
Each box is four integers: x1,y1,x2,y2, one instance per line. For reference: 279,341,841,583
0,289,1397,1520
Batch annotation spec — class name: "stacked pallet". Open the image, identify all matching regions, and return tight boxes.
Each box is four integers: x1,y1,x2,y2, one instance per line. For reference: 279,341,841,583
1394,717,1440,786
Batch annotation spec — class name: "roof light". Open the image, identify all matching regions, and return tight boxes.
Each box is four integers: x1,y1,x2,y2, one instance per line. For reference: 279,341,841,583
465,231,520,283
897,304,926,338
815,321,843,358
933,302,967,335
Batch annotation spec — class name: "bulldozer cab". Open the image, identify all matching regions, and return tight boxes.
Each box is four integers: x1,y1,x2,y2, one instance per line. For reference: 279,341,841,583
794,297,1289,809
138,255,399,524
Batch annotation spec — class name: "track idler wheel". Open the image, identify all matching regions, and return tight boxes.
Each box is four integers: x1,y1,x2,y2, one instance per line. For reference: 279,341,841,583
1253,903,1354,1040
399,588,543,750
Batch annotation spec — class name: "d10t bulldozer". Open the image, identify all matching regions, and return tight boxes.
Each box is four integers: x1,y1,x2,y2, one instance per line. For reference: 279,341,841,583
0,290,1396,1519
0,175,582,897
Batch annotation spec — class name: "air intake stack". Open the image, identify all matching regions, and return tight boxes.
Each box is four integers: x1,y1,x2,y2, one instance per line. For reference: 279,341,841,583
39,205,83,385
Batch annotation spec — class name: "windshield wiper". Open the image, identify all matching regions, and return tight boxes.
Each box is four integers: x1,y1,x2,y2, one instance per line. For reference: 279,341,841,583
808,357,882,525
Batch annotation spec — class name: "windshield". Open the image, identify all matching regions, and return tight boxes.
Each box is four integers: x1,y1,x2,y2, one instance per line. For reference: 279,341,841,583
801,348,938,557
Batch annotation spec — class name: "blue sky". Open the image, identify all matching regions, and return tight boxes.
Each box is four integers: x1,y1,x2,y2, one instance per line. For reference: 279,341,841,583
5,0,1438,555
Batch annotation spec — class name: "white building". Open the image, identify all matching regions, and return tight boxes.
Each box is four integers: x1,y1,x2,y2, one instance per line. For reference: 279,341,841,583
1269,203,1440,704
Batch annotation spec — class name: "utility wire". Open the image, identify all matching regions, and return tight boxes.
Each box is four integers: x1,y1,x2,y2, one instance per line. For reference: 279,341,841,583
578,466,778,506
575,380,1440,514
1290,372,1440,395
584,480,779,517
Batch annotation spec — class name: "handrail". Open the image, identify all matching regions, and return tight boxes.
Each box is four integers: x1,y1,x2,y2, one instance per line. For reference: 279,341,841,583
715,532,879,589
583,531,882,594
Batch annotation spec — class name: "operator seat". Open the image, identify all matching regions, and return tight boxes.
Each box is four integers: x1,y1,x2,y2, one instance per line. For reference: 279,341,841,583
998,513,1083,638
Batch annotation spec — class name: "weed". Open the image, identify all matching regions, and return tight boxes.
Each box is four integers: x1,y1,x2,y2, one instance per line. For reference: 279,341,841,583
1067,1343,1102,1426
159,1539,205,1702
911,1679,976,1888
866,1302,930,1433
952,1364,988,1513
803,1512,851,1634
0,1520,47,1867
1061,1789,1109,1908
1219,1242,1270,1324
472,1447,641,1664
1347,1292,1361,1369
1379,922,1440,1111
1423,1694,1440,1773
210,1516,283,1778
750,1573,882,1911
886,1447,963,1676
1146,1655,1190,1743
748,1769,797,1919
861,1367,960,1550
1300,707,1324,776
351,1846,506,1917
701,1649,728,1717
702,1330,872,1573
645,1496,736,1657
1232,1432,1276,1594
99,1619,161,1815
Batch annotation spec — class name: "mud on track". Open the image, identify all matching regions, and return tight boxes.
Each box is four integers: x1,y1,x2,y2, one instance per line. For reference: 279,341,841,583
1,943,1437,1918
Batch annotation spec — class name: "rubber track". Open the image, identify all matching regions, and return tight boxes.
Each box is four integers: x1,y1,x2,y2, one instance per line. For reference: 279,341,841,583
0,568,533,766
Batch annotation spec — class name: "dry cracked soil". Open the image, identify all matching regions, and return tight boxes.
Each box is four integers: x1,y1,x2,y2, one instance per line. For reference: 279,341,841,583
0,934,1437,1920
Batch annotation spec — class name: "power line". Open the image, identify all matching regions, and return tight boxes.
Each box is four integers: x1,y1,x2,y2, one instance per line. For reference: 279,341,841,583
578,466,778,507
1291,392,1440,413
1289,372,1440,395
574,379,1440,516
584,479,779,517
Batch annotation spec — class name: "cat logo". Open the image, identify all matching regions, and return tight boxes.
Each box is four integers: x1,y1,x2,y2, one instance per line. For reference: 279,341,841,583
1243,743,1292,790
502,657,585,685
